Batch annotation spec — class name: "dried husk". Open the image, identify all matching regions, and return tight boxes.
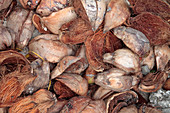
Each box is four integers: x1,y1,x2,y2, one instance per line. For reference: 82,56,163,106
0,70,35,107
154,43,170,71
72,0,90,25
141,47,155,70
163,78,170,90
65,45,88,74
60,96,106,113
0,50,36,107
114,26,150,57
93,87,114,100
104,0,130,32
139,105,162,113
80,99,106,113
59,18,94,44
53,81,75,99
0,25,13,50
95,68,139,91
40,7,77,34
118,105,138,113
85,30,121,72
80,0,97,31
103,49,141,73
47,100,68,113
106,91,138,113
36,0,69,16
85,31,106,72
25,59,50,94
9,89,56,113
130,0,170,23
60,96,91,113
128,12,170,45
32,14,51,34
0,0,13,11
51,56,82,79
139,71,168,92
19,0,40,9
51,45,88,79
73,0,107,31
56,73,88,96
29,34,73,63
7,7,35,49
0,0,16,23
104,30,122,53
94,0,107,31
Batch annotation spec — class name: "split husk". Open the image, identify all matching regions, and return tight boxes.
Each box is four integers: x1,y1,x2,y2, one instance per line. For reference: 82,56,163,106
59,18,93,44
8,89,56,113
85,30,122,72
36,0,69,16
32,14,51,34
40,7,77,34
154,43,170,71
0,25,13,50
29,34,74,63
95,68,139,91
51,45,88,79
103,49,141,73
114,26,150,57
129,0,170,23
60,96,106,113
104,0,130,32
7,6,35,49
139,71,168,92
106,91,138,113
128,12,170,45
53,81,75,99
55,73,88,96
0,50,36,107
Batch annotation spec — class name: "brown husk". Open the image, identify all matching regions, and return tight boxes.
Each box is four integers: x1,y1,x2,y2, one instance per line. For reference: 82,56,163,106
128,12,170,45
95,68,139,91
163,78,170,90
19,0,40,9
29,34,73,63
7,6,35,49
154,43,170,71
130,0,170,23
40,7,77,34
36,0,69,16
103,49,141,73
56,73,88,96
47,100,68,113
85,30,122,72
60,18,93,44
0,25,13,50
53,81,75,99
0,50,36,107
60,96,106,113
32,14,51,34
8,89,56,113
139,71,168,92
104,0,130,32
106,91,138,113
